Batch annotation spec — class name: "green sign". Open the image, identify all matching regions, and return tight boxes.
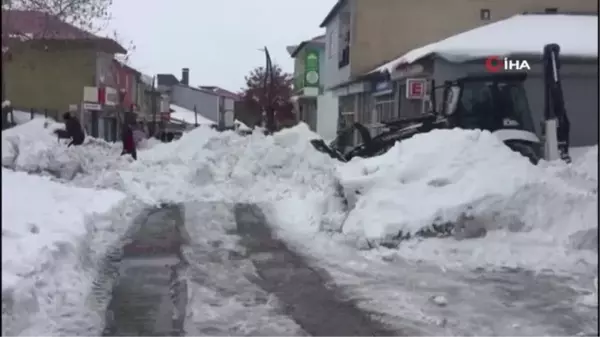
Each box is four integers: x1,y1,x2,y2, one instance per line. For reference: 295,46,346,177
304,49,320,87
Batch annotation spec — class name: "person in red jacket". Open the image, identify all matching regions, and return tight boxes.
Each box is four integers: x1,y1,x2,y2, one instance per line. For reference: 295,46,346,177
121,121,137,160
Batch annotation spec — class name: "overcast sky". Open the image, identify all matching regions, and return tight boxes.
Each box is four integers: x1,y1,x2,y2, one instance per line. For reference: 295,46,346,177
104,0,336,92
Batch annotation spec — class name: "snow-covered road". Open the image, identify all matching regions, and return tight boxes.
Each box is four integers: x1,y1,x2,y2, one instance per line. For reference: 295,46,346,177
2,119,597,335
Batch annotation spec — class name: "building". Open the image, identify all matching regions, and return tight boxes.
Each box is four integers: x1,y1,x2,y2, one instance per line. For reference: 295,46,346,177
288,35,339,140
2,10,128,141
198,86,241,102
157,68,235,129
378,13,598,147
319,0,598,141
112,59,139,113
137,73,168,135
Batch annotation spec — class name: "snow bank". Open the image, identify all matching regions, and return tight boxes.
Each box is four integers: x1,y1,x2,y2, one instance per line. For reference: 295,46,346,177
2,119,131,180
335,129,597,273
2,169,125,290
9,109,45,125
1,169,131,335
4,116,596,280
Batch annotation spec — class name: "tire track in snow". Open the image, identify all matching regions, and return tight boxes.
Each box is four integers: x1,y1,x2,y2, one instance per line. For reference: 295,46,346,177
102,205,188,336
234,203,399,336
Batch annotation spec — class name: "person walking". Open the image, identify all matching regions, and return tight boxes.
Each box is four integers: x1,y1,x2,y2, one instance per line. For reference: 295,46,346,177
121,120,137,160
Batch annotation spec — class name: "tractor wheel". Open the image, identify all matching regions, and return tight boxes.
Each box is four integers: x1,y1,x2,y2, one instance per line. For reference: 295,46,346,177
506,141,540,165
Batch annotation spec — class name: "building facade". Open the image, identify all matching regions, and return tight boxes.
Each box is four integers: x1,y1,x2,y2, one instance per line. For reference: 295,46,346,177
320,0,598,143
289,35,339,140
387,13,598,147
158,68,235,129
2,10,130,142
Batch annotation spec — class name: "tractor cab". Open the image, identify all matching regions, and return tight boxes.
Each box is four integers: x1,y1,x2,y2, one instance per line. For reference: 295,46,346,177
439,73,542,163
440,73,537,135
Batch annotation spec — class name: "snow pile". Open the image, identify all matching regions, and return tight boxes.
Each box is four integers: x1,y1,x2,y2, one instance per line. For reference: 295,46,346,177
337,129,542,240
558,146,598,184
4,116,596,277
335,129,597,272
2,119,132,180
2,169,125,290
2,169,130,335
8,109,46,125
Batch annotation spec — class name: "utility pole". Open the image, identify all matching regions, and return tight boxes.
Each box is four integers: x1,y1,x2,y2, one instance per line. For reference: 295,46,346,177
263,47,276,133
150,76,157,137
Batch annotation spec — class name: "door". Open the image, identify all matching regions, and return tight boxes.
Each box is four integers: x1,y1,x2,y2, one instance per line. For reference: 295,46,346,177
91,111,99,138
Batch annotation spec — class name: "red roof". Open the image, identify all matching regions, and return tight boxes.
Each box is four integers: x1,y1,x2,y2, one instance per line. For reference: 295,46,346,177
1,10,125,53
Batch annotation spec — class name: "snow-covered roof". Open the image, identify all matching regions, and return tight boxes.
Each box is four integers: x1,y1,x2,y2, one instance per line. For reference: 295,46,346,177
374,14,598,74
169,104,249,130
140,74,154,86
170,104,216,125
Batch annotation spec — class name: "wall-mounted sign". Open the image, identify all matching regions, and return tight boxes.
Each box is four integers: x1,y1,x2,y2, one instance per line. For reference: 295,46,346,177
374,81,391,92
82,102,102,111
406,78,426,100
82,86,98,103
104,87,118,106
304,49,320,88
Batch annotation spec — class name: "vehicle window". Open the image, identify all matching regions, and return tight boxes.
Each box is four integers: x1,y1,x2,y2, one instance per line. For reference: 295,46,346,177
497,82,535,132
459,81,495,130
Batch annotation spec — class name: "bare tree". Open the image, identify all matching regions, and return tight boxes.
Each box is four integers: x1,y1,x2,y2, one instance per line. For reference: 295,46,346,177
2,0,113,36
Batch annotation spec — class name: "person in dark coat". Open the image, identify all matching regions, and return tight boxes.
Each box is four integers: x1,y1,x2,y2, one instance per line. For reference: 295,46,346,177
121,122,137,160
61,112,85,147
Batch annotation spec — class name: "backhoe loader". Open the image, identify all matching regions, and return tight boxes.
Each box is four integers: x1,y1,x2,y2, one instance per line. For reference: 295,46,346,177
311,43,571,165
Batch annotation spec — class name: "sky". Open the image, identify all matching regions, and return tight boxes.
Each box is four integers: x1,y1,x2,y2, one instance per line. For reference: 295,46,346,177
103,0,337,93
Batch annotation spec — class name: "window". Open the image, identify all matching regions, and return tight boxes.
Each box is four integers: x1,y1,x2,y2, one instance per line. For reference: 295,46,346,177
338,30,350,68
480,9,491,21
337,11,351,68
545,8,558,13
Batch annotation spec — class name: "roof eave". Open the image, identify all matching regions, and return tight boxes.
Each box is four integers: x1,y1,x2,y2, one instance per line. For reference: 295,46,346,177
319,0,345,28
291,40,325,58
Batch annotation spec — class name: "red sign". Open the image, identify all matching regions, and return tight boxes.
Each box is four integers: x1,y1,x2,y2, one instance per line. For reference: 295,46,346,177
406,78,426,99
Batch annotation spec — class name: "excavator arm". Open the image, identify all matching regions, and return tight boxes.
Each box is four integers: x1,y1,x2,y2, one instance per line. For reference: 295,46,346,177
543,43,571,163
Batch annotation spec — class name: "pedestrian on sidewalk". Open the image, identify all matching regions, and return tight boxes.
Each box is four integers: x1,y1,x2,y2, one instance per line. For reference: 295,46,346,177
121,120,137,160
